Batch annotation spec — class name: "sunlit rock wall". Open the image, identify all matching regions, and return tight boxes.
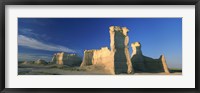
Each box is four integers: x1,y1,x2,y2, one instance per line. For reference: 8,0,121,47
80,50,95,66
80,47,115,74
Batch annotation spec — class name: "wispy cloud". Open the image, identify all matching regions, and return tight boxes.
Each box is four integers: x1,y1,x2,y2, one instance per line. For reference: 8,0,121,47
19,28,32,32
19,28,38,37
19,28,51,41
18,35,75,53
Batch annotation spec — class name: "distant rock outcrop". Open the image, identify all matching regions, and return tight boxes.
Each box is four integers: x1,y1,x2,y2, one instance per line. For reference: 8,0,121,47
34,59,48,65
20,61,35,65
131,42,170,74
21,61,29,65
52,52,64,65
52,52,82,67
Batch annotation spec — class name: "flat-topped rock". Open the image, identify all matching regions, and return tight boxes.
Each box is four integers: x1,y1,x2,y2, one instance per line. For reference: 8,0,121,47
80,47,114,74
52,52,82,67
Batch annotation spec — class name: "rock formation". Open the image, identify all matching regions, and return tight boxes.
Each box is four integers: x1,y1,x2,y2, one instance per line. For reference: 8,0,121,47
109,26,133,74
131,42,170,74
51,52,63,65
34,59,48,65
80,26,133,74
80,47,114,74
80,26,170,74
52,52,82,66
160,55,170,74
21,61,29,65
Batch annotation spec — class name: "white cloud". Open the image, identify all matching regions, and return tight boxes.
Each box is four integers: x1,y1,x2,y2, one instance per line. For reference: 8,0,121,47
19,28,39,37
19,28,51,40
18,35,75,53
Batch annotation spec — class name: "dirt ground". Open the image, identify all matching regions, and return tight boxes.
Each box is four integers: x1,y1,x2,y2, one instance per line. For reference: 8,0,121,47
18,64,182,75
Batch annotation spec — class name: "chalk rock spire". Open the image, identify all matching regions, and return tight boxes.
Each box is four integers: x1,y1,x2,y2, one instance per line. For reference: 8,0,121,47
109,26,133,74
131,42,143,57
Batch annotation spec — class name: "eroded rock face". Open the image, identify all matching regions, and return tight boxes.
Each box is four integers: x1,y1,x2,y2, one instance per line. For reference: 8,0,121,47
80,50,95,66
110,26,133,74
80,47,114,74
52,52,82,66
80,26,133,74
131,42,146,71
131,42,170,74
160,55,170,74
80,26,170,74
55,52,64,65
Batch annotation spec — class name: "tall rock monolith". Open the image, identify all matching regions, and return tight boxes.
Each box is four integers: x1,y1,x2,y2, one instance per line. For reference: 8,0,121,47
109,26,133,74
131,42,146,71
160,55,170,74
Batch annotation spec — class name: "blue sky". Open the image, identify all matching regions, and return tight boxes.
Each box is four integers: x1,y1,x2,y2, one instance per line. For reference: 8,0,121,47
18,18,182,69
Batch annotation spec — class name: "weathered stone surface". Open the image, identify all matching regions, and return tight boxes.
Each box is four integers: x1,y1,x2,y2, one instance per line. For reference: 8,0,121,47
80,26,170,74
131,42,170,74
54,52,64,65
52,52,82,66
80,50,94,66
80,47,114,74
131,42,146,71
110,26,133,74
160,55,170,74
80,26,133,74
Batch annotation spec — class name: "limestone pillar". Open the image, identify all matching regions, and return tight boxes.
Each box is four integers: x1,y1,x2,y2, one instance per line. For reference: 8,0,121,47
131,42,143,57
109,26,133,74
160,55,170,74
131,42,146,72
56,52,64,65
122,27,133,74
80,50,94,67
109,26,115,52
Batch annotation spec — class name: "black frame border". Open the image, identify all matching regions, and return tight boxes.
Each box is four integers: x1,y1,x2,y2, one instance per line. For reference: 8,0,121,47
0,0,200,93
